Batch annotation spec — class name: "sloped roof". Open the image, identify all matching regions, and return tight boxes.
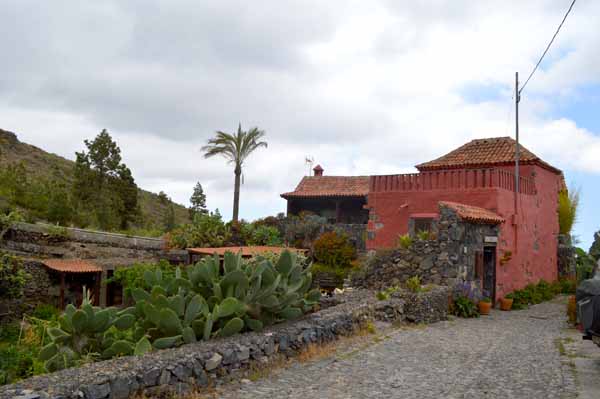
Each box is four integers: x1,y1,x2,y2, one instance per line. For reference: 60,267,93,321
187,246,305,257
42,259,102,273
416,137,561,173
439,201,505,225
280,176,369,199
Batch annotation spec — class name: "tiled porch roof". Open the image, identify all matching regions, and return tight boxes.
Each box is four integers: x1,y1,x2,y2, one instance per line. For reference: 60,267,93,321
439,201,505,225
187,246,306,258
42,259,102,273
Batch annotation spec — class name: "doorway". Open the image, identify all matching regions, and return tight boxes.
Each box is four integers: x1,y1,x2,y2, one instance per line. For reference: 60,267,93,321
483,246,496,303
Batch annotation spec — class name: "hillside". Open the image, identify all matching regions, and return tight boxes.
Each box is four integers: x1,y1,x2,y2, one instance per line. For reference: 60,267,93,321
0,128,190,231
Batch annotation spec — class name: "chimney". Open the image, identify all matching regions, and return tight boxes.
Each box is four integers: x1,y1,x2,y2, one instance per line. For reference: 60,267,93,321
313,164,324,176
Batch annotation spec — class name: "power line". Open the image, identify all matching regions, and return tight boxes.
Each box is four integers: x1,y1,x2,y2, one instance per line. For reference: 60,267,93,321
519,0,577,95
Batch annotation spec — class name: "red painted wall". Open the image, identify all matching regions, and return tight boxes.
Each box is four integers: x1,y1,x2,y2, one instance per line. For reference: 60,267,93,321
366,164,562,300
493,164,561,298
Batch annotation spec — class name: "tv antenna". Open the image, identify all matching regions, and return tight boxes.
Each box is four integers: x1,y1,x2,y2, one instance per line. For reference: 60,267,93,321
304,156,314,176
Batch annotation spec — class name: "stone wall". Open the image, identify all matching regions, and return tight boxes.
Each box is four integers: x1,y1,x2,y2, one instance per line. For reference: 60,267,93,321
1,289,408,399
0,223,187,269
351,205,500,290
281,218,367,253
557,234,576,279
0,260,52,320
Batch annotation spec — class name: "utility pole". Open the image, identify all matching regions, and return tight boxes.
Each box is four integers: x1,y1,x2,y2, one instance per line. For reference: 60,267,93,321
514,71,520,214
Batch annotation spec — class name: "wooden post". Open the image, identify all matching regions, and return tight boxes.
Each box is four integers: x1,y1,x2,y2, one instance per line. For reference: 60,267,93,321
60,272,65,309
94,271,101,306
335,200,341,223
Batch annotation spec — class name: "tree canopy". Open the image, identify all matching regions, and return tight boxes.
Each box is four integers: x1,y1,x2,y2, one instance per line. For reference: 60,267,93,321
202,124,267,222
73,129,139,230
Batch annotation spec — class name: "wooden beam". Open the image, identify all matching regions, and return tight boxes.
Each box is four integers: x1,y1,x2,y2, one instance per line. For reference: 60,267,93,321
335,200,342,223
60,272,65,309
94,271,101,306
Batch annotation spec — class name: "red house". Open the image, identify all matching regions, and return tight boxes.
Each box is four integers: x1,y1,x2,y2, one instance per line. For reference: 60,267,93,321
282,137,564,300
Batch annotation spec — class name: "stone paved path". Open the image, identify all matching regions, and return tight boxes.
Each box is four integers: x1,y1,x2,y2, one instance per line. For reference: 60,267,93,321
217,298,579,398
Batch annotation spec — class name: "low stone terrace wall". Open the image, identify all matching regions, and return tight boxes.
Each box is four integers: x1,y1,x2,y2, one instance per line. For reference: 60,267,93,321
0,288,447,399
1,223,187,268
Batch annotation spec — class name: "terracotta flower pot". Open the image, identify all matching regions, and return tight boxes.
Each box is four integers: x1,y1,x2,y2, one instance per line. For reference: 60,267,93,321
478,301,492,315
500,298,513,311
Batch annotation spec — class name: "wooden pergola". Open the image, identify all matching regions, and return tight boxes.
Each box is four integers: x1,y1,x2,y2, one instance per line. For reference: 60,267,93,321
41,259,103,309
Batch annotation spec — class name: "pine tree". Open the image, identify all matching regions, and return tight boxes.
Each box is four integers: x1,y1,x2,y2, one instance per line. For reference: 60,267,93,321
73,129,138,230
189,182,208,219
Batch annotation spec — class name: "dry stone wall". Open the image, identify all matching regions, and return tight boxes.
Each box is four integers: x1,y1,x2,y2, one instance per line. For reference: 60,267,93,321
1,289,416,399
0,260,52,320
0,223,187,268
351,205,500,290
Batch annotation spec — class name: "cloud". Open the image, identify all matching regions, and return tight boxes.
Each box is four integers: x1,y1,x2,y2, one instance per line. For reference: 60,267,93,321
1,0,599,224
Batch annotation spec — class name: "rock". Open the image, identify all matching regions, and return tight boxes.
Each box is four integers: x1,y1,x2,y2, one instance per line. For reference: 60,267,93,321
205,353,223,371
159,369,171,385
81,383,110,399
142,368,161,387
172,364,191,381
236,345,250,361
109,377,131,399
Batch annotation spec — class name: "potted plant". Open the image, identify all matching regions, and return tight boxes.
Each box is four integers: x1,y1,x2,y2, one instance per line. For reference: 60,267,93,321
500,293,514,311
478,297,492,315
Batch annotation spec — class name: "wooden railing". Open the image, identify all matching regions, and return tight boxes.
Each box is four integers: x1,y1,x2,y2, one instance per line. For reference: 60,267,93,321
369,168,536,195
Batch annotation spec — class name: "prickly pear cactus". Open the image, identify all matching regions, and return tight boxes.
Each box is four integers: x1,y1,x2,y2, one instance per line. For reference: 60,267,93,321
39,288,143,372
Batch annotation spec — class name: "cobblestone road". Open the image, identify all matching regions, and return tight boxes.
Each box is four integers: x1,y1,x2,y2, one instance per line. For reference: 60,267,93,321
218,298,578,399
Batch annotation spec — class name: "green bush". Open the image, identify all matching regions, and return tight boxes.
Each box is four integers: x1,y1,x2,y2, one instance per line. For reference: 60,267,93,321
397,234,413,249
506,279,571,310
405,276,422,293
31,304,60,321
283,213,327,249
0,252,29,301
376,286,400,300
558,189,579,235
0,316,54,385
313,231,355,269
452,296,479,318
166,211,230,249
109,260,176,301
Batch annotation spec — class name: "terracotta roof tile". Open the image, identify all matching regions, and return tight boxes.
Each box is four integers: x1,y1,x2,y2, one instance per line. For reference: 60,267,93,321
416,137,561,173
281,176,369,199
42,259,102,273
439,201,505,225
187,246,305,257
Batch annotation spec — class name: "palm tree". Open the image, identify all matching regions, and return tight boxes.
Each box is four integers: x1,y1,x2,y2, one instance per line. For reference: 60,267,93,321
202,123,267,222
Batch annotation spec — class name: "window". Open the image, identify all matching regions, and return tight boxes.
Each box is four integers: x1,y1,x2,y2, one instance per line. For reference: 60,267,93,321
414,218,433,233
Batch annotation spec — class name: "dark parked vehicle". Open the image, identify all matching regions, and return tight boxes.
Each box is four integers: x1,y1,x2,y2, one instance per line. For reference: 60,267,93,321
576,276,600,347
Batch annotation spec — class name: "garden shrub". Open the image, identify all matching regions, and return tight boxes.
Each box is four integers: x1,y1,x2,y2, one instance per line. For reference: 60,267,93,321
110,260,176,301
406,276,422,293
453,295,479,318
575,247,595,282
451,281,480,318
283,213,327,249
166,211,230,249
313,231,355,269
31,304,60,321
397,234,413,249
0,315,55,385
0,252,29,301
506,278,573,310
